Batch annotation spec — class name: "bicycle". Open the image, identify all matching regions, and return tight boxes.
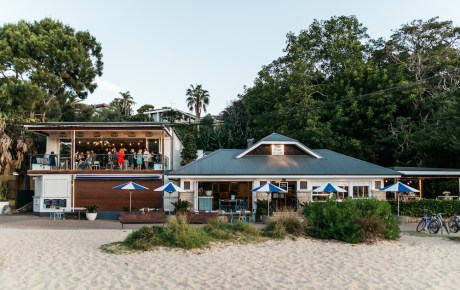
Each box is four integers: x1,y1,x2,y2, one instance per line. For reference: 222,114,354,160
429,213,450,234
448,214,460,233
416,210,436,232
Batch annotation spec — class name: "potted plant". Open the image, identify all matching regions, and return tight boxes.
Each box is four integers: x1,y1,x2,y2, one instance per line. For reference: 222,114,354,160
255,199,272,223
0,180,9,215
171,199,191,213
204,183,213,197
84,204,98,221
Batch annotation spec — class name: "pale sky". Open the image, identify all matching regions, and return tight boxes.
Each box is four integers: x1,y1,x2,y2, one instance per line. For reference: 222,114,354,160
1,0,459,115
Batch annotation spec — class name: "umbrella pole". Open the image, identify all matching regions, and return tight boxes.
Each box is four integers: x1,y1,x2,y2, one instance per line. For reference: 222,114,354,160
267,192,270,216
169,192,171,215
397,192,400,216
128,191,131,213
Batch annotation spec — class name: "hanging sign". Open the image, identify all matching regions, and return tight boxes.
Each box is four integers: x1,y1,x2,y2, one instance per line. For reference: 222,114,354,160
272,144,284,155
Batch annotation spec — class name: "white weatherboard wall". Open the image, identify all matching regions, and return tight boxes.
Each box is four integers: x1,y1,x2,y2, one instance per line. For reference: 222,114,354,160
32,174,72,214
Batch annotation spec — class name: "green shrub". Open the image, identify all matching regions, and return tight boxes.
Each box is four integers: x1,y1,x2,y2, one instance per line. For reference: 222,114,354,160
263,221,288,239
304,199,399,244
123,226,163,251
204,218,261,243
387,200,460,217
162,216,211,249
263,212,306,239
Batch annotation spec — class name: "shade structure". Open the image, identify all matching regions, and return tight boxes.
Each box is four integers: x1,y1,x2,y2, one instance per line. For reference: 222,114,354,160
113,181,149,213
379,182,419,216
251,182,287,193
379,182,419,193
251,182,287,216
154,182,185,193
154,182,186,215
312,182,347,193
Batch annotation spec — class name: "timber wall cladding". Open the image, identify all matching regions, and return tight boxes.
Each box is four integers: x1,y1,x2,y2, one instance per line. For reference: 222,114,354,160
75,179,163,211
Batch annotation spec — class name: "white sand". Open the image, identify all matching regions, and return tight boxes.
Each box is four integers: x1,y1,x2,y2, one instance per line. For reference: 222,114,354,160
0,228,459,289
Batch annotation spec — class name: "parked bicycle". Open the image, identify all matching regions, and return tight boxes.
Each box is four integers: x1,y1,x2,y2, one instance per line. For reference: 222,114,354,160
416,210,436,232
448,214,460,233
429,213,450,234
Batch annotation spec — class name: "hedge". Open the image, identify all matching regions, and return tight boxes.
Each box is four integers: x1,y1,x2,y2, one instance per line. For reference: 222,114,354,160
387,199,460,217
304,199,399,244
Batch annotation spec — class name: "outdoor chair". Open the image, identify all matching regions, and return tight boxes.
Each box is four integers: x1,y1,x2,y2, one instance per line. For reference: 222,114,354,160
238,209,247,222
92,161,100,170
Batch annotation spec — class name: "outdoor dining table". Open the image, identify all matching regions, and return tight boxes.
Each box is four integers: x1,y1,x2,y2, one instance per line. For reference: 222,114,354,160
221,210,254,222
219,199,244,211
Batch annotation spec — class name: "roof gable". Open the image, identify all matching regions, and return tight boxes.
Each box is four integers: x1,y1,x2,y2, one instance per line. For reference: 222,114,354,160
236,133,323,159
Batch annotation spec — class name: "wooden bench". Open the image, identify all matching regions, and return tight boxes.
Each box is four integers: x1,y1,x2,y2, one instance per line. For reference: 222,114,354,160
120,211,167,229
185,212,219,224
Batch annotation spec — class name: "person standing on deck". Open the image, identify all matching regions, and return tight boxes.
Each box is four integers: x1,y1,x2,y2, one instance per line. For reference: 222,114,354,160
123,148,129,170
143,148,149,170
49,151,56,170
136,149,143,170
118,148,125,169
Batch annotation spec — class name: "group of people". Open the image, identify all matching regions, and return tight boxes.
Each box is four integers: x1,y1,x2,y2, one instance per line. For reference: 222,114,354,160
75,148,161,170
75,150,98,170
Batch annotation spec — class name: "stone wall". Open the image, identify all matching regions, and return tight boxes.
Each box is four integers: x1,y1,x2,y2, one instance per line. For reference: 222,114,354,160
372,191,386,201
180,191,194,211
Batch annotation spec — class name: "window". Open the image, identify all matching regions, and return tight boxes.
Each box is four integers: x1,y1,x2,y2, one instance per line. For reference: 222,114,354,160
183,181,190,190
332,186,349,200
353,186,369,198
299,181,308,190
374,181,382,190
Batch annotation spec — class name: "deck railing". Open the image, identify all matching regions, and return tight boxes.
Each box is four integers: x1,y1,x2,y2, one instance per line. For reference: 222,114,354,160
28,154,169,171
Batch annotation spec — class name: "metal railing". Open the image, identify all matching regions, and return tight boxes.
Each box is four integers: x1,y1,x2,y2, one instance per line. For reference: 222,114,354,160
28,154,168,171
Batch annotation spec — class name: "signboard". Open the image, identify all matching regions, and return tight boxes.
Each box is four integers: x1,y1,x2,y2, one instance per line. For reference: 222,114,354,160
279,182,288,191
272,144,284,155
43,199,67,208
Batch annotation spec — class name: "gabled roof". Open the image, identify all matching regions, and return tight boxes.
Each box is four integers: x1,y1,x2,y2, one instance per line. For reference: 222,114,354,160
236,133,323,159
169,148,400,177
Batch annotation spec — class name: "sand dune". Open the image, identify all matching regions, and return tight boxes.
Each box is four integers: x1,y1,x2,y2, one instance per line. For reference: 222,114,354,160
0,228,459,289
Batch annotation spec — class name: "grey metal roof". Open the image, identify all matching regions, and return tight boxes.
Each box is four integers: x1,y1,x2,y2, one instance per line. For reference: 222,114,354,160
260,133,299,143
169,149,400,176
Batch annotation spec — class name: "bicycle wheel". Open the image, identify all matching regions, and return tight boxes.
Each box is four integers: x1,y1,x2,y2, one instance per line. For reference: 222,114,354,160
429,220,440,234
449,219,459,233
448,218,456,233
416,219,426,232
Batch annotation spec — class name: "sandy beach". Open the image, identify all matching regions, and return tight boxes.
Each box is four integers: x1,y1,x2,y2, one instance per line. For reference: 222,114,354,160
1,220,459,290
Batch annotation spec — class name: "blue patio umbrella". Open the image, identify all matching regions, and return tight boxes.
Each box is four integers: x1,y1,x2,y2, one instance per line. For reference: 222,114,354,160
313,182,347,193
251,182,287,215
379,182,419,216
379,182,419,193
154,182,186,215
113,181,149,213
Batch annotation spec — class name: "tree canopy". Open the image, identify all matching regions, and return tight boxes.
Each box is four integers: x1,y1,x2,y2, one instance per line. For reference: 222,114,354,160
219,16,460,168
0,18,103,122
186,84,210,121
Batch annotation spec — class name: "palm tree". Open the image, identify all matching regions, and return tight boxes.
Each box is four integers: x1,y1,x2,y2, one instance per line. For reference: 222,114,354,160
114,91,136,116
185,84,210,122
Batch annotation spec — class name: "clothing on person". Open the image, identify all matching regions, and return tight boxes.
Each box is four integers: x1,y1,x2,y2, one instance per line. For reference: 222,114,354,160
136,150,143,168
49,152,56,167
79,155,92,169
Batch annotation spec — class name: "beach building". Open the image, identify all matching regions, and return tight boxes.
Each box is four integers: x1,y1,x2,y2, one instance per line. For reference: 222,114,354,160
24,122,183,217
167,133,401,212
144,107,197,124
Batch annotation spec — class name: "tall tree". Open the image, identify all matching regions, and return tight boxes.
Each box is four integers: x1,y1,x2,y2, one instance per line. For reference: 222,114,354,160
113,91,135,117
185,84,210,122
0,18,103,121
